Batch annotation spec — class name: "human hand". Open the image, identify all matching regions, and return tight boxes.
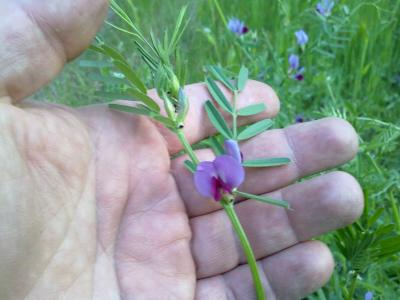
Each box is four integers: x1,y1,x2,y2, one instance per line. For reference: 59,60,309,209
0,1,363,299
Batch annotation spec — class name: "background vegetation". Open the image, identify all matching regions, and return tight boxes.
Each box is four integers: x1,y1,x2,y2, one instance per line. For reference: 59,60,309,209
34,0,400,299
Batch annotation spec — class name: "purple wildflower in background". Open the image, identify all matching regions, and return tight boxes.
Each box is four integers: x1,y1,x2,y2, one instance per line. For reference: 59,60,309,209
194,139,244,201
295,115,304,123
316,0,335,17
364,292,373,300
295,30,309,47
289,54,300,70
227,17,249,36
288,54,305,81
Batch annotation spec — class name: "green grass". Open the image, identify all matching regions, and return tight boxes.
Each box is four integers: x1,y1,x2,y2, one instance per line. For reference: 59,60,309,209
34,0,400,298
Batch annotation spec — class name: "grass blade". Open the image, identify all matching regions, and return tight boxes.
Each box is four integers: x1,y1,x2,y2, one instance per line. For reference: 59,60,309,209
237,66,249,91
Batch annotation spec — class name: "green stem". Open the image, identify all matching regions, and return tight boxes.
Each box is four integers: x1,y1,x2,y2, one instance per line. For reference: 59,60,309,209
175,128,265,299
212,0,228,27
233,90,238,138
346,271,358,300
176,129,200,164
222,200,266,300
389,190,400,232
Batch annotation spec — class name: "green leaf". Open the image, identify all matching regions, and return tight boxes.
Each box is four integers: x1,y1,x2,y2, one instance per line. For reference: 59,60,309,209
238,103,266,116
206,65,236,91
79,60,113,68
113,61,147,94
237,119,273,141
208,136,225,155
205,77,233,114
242,157,291,168
204,100,233,139
152,115,175,128
184,160,196,173
237,66,249,91
236,191,290,209
126,88,160,112
109,103,153,117
95,91,130,100
102,45,127,63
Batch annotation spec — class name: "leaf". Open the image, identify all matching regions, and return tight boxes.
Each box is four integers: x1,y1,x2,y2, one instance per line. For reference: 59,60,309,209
208,136,225,155
126,88,160,112
205,77,233,114
95,91,131,100
102,45,127,63
237,119,273,141
206,65,236,91
236,191,290,209
152,115,175,128
237,103,266,116
184,160,196,173
109,103,154,117
204,100,233,139
79,60,113,68
242,157,291,168
237,66,249,91
113,60,147,94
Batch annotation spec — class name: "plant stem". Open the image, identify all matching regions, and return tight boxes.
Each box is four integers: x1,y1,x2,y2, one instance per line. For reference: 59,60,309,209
212,0,228,27
176,128,200,165
232,90,238,138
222,200,266,300
389,190,400,232
346,271,358,300
175,128,265,299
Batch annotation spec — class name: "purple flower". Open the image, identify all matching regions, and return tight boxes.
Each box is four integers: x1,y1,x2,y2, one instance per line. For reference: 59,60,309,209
224,139,242,163
364,292,373,300
194,140,244,201
316,0,335,16
289,54,300,70
288,54,305,81
295,30,309,47
295,115,304,123
227,17,249,36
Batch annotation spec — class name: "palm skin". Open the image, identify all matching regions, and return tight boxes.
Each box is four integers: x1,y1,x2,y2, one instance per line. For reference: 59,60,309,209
0,1,364,299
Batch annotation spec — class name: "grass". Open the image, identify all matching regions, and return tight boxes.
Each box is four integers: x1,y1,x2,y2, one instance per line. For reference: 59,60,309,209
34,0,400,298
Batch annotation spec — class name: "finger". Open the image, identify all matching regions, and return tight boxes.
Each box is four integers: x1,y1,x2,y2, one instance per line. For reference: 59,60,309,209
191,171,363,278
148,80,280,153
0,0,109,102
173,117,359,217
196,241,334,300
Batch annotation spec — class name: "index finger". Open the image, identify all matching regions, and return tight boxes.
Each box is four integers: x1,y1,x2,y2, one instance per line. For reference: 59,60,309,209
148,80,280,154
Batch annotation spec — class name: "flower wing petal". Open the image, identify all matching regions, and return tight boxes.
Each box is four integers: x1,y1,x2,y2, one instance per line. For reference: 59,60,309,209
213,155,245,190
194,161,217,198
224,139,242,163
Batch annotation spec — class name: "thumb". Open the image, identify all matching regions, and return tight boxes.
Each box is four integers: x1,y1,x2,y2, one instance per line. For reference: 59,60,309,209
0,0,109,103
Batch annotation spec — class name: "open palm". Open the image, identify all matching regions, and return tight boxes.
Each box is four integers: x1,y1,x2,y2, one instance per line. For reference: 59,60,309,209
0,1,364,299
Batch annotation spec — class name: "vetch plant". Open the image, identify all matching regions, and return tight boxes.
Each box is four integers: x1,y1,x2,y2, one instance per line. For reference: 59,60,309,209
90,2,291,299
